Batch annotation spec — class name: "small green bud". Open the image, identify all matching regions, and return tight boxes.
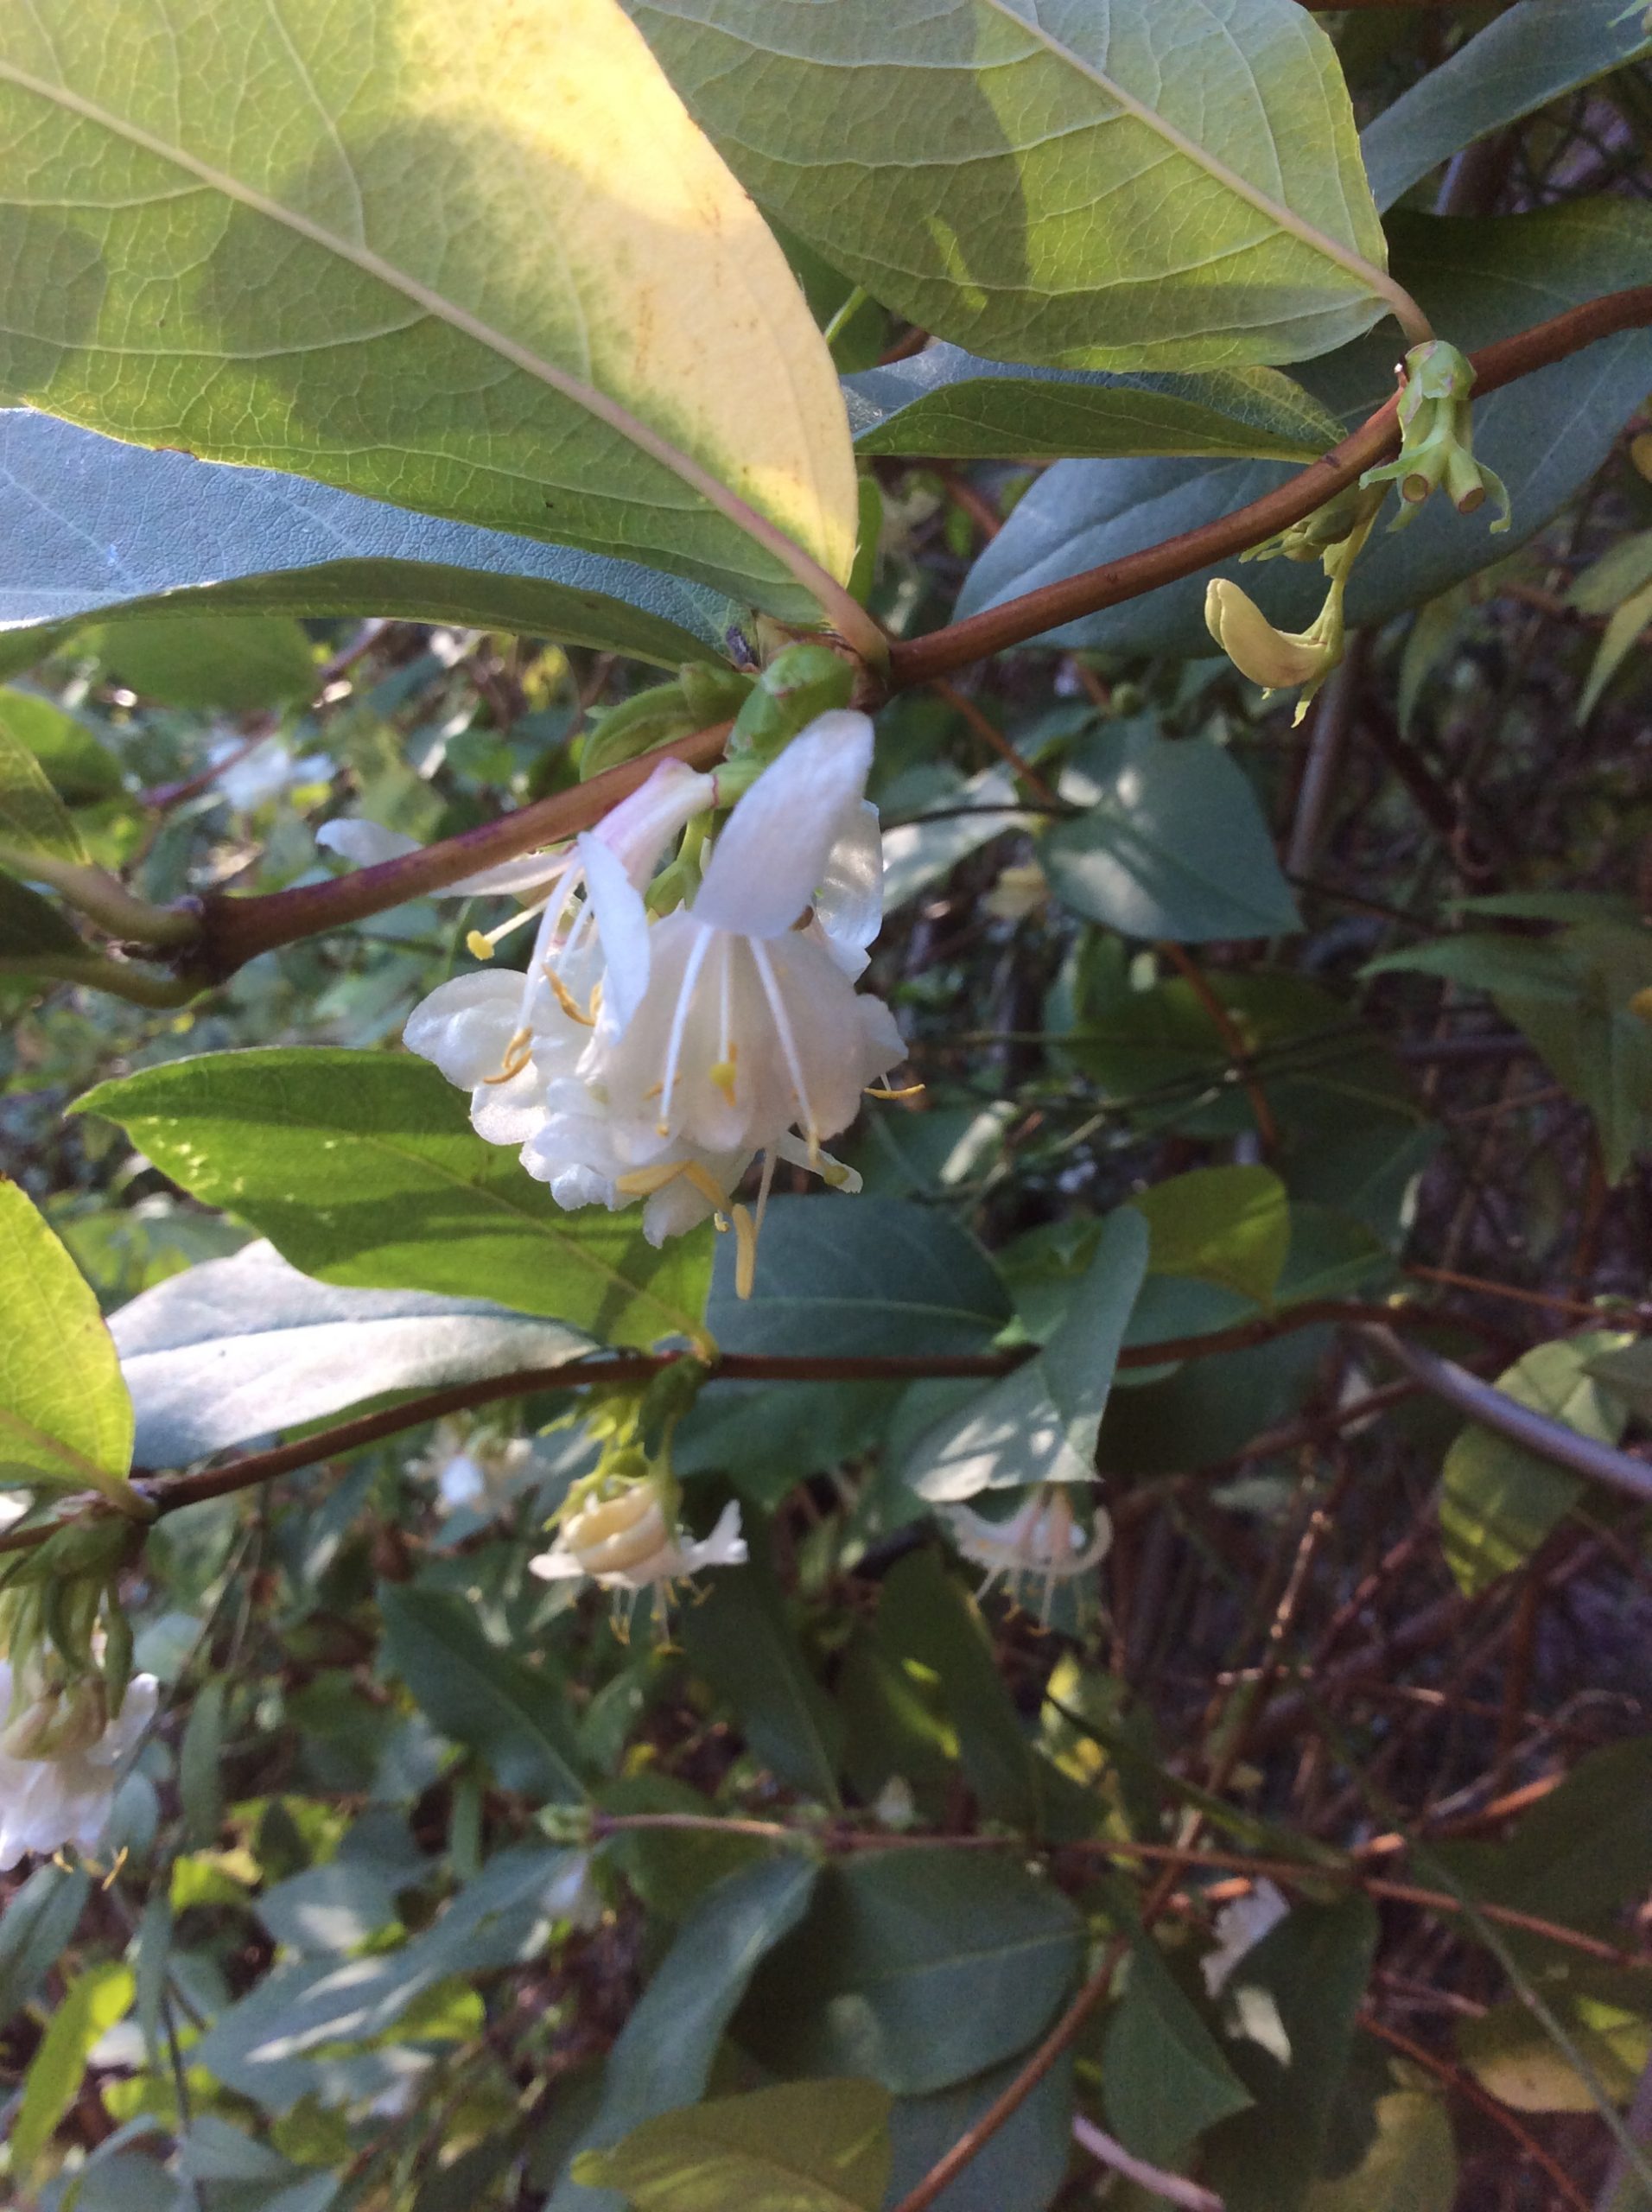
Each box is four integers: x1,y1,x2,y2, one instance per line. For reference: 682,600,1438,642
1361,339,1509,536
579,677,696,783
728,641,855,756
679,662,753,726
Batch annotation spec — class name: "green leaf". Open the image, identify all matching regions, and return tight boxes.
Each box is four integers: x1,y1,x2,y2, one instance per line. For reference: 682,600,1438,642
0,686,122,805
1203,1897,1380,2212
1579,579,1652,723
11,1961,135,2176
0,1178,134,1493
885,2050,1074,2212
0,411,742,673
0,1864,92,2031
0,0,856,616
378,1586,585,1804
1136,1166,1290,1307
905,1208,1147,1500
1361,0,1652,213
1043,726,1299,943
739,1849,1083,2095
1457,1998,1649,2114
548,1854,819,2210
179,1678,226,1847
881,766,1028,915
1440,1333,1631,1595
110,1238,587,1466
706,1195,1012,1358
573,2079,892,2212
957,204,1652,654
0,687,86,865
83,613,315,713
1437,1736,1652,1939
76,1050,712,1351
874,1550,1039,1828
677,1558,843,1806
1306,2088,1456,2212
847,346,1344,463
1102,1936,1253,2170
629,0,1400,371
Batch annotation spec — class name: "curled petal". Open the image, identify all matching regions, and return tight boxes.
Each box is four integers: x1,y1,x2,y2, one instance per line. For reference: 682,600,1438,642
592,758,717,884
814,800,884,952
1204,579,1333,692
316,818,422,868
404,973,525,1090
578,832,653,1035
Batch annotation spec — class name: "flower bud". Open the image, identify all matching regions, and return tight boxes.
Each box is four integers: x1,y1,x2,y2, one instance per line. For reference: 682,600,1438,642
1205,581,1336,693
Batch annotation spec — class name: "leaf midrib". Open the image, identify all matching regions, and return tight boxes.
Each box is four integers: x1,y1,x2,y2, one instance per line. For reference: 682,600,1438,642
0,53,814,598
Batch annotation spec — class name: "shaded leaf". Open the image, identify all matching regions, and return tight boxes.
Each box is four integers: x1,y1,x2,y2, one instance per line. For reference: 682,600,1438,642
630,0,1396,370
707,1195,1012,1359
1437,1738,1652,1939
378,1586,585,1804
0,0,855,613
1102,1936,1253,2170
1043,726,1299,943
573,2078,891,2212
549,1854,819,2210
0,684,122,804
0,410,740,672
0,1864,92,2031
77,1051,712,1351
677,1558,843,1806
84,613,315,713
1361,0,1652,213
110,1239,587,1465
1307,2088,1455,2212
0,694,86,864
1457,1998,1649,2114
885,2050,1074,2212
1135,1166,1290,1307
739,1849,1083,2096
847,346,1343,463
11,1961,134,2176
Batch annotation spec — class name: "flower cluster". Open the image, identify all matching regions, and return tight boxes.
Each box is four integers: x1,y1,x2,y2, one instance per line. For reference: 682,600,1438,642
943,1486,1112,1629
399,711,904,1290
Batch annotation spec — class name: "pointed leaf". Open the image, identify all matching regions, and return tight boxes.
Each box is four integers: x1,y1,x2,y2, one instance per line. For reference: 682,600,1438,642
629,0,1399,370
0,1178,134,1492
0,691,85,865
1136,1166,1290,1307
0,0,855,613
574,2079,891,2212
75,1051,712,1351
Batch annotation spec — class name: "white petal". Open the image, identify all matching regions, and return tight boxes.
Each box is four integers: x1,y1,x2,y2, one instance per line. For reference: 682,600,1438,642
579,832,653,1035
528,1543,588,1582
404,973,524,1089
593,758,717,885
814,801,884,950
694,711,874,938
684,1499,747,1571
316,819,422,868
443,849,575,899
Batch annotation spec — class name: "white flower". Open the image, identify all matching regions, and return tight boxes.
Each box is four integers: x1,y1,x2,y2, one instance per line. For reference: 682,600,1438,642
211,736,331,812
943,1487,1112,1625
572,714,902,1285
407,1418,535,1516
530,1484,746,1626
1200,1878,1290,1998
0,1662,159,1871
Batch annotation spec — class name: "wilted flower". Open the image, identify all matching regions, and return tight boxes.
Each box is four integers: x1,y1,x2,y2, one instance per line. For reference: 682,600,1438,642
0,1659,158,1871
942,1486,1111,1626
1205,579,1340,699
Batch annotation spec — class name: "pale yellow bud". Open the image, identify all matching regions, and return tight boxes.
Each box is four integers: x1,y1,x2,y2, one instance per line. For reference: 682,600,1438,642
1204,580,1335,694
562,1488,672,1578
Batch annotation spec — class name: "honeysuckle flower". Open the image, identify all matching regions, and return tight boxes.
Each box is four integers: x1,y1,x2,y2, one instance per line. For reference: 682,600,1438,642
1205,578,1342,701
0,1660,158,1871
942,1486,1112,1626
529,1478,746,1631
573,714,903,1281
407,1418,535,1516
1200,1878,1290,1998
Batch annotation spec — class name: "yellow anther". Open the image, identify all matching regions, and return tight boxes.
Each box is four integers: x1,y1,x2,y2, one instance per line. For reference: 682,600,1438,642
732,1203,759,1299
482,1028,534,1084
616,1161,687,1197
708,1058,738,1102
545,969,595,1027
466,929,495,962
683,1162,734,1211
865,1082,926,1101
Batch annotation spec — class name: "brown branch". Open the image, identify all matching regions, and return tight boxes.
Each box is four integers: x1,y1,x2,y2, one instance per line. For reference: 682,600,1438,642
886,286,1652,689
186,721,732,982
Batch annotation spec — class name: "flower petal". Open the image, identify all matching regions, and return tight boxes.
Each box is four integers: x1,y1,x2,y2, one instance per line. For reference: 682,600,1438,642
814,800,884,950
578,831,653,1034
404,973,524,1089
315,818,422,868
694,710,874,938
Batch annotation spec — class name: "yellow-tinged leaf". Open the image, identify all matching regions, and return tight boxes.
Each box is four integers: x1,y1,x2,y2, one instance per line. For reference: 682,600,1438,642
0,0,859,618
0,1179,134,1492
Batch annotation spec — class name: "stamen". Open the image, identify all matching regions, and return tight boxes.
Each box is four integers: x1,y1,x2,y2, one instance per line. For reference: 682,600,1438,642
545,969,596,1027
466,891,561,965
658,922,715,1136
749,938,819,1154
615,1161,687,1196
682,1161,734,1213
708,1056,738,1101
482,1027,535,1084
866,1081,925,1101
466,929,495,962
731,1203,759,1299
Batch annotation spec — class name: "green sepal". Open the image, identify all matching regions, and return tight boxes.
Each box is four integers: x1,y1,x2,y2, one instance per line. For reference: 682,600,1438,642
728,641,855,756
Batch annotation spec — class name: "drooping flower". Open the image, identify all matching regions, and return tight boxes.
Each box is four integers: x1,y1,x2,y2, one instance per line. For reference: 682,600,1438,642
530,1478,746,1631
942,1486,1112,1626
0,1661,159,1871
